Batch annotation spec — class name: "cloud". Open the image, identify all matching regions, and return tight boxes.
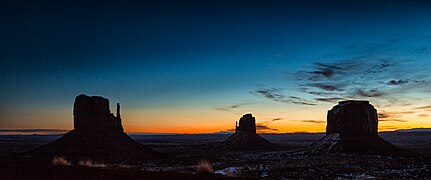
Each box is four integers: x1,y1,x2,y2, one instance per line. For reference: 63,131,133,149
378,113,390,119
265,38,431,131
300,120,326,124
418,114,430,118
306,91,341,96
415,105,431,110
255,124,279,132
315,97,345,103
387,79,409,86
354,89,386,98
306,83,344,91
257,117,286,127
378,111,414,119
0,129,68,135
292,58,401,104
295,61,361,81
271,118,284,121
251,88,316,105
214,102,256,111
379,119,408,122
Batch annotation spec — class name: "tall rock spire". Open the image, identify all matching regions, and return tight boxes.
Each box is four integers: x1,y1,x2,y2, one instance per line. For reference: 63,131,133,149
116,103,121,118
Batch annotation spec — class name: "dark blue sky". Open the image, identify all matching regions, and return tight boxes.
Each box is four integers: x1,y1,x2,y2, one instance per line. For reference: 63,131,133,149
1,0,431,133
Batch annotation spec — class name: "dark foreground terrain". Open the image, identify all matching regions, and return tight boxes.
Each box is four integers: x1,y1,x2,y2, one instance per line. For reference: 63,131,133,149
1,131,431,179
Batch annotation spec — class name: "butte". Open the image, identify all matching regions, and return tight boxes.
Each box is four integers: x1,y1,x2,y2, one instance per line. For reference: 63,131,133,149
30,94,163,164
218,113,279,150
308,100,402,154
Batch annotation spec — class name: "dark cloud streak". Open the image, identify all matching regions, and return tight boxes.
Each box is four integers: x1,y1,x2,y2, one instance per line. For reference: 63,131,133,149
251,88,317,106
214,102,256,111
387,79,409,86
300,120,326,124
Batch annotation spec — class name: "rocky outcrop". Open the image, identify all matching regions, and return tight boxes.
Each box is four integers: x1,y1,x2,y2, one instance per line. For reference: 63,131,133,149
326,100,378,137
308,100,402,154
73,94,123,133
218,114,278,150
235,114,257,133
31,94,163,164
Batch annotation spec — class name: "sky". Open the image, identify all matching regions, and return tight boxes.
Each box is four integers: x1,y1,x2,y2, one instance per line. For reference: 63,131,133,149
1,0,431,134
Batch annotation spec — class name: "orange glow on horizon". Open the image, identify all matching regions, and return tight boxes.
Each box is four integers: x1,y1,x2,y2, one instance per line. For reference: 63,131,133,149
2,105,431,134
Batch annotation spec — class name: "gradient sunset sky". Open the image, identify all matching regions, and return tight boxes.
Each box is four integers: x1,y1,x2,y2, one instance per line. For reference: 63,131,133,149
2,0,431,134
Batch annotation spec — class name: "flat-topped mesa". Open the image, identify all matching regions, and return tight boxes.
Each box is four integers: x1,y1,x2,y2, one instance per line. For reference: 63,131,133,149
326,100,378,138
235,113,257,133
308,100,402,154
73,94,123,134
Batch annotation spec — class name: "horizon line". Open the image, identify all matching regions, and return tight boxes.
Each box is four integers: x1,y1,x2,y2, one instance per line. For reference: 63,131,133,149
1,128,431,135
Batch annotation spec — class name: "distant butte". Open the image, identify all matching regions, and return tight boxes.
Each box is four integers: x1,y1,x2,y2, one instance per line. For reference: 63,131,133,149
308,100,403,154
218,113,279,150
31,94,164,164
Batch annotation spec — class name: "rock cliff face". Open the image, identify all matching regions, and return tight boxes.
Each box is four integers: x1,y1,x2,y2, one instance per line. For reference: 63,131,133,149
309,100,402,154
73,94,123,133
219,114,278,150
235,114,257,133
326,100,378,137
31,94,163,164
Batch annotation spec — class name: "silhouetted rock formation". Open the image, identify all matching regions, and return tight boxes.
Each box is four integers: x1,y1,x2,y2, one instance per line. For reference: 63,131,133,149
31,94,163,164
73,94,123,133
218,114,278,150
326,100,378,137
235,114,257,133
309,100,402,154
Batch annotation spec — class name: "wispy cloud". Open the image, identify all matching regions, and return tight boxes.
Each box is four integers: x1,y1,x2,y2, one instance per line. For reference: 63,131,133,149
256,124,279,132
214,102,256,111
315,97,345,103
379,119,408,122
377,111,414,122
295,61,361,81
418,114,430,118
286,38,431,117
299,120,326,124
387,79,409,86
305,83,345,91
292,58,405,105
257,117,285,126
354,89,386,98
271,118,284,121
250,87,316,105
415,105,431,110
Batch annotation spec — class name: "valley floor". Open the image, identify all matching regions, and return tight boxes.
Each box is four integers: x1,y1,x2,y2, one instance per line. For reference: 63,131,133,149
1,131,430,179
